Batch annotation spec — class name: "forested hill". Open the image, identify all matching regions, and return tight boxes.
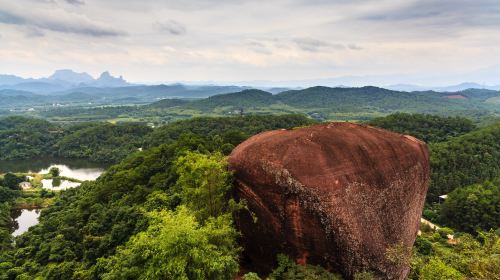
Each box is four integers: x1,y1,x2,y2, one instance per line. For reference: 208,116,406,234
150,86,499,118
368,113,500,203
186,89,276,111
5,85,498,124
0,115,316,163
0,116,151,162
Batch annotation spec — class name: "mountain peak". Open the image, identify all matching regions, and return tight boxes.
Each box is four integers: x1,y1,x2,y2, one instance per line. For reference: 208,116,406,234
48,69,94,84
99,71,112,78
94,71,128,87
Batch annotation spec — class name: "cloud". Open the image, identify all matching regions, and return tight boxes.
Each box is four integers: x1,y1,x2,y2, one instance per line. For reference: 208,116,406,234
247,41,272,55
361,0,500,28
347,44,362,50
293,38,343,52
155,20,187,35
0,3,125,37
1,0,499,84
64,0,85,5
24,26,45,37
293,38,353,52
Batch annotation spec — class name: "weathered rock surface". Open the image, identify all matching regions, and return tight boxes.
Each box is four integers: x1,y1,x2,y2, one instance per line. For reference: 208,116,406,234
228,122,429,279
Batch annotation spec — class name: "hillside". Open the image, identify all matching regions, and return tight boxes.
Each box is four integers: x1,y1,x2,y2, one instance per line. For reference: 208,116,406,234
146,86,499,123
0,114,498,279
3,85,499,124
186,89,276,112
428,122,500,201
367,114,500,203
0,117,151,162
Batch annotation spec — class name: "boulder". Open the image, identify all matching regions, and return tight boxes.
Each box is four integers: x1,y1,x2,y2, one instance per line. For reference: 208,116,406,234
228,122,429,279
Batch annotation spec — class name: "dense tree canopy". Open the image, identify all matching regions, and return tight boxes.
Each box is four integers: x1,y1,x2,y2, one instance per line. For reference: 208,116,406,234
53,122,152,163
440,179,499,233
368,114,499,203
0,116,59,160
428,122,500,201
0,117,151,163
368,113,475,143
144,114,316,149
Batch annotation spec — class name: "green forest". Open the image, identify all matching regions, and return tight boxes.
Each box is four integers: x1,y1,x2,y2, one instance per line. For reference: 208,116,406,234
0,113,498,279
4,86,499,125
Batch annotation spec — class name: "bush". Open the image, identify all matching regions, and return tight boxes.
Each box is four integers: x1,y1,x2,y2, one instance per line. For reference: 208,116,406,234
440,179,499,233
419,258,463,280
269,254,342,280
242,272,262,280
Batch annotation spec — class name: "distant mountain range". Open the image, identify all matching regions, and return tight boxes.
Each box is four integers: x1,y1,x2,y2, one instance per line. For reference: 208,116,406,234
3,69,500,95
386,82,500,92
0,69,130,93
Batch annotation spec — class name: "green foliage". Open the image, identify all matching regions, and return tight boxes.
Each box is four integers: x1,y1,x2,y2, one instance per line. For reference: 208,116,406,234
174,152,234,220
98,207,240,280
188,89,276,112
275,86,476,114
48,167,60,177
0,115,308,279
269,254,342,280
242,272,262,280
364,113,500,203
0,116,59,160
1,173,25,190
53,122,152,163
411,230,500,279
0,116,151,163
1,113,498,279
440,179,499,233
145,114,316,149
428,122,500,202
368,113,475,143
385,243,414,267
419,258,464,280
0,203,14,251
414,236,433,255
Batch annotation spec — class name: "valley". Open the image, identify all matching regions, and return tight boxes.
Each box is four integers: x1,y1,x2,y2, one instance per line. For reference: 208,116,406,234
2,85,499,126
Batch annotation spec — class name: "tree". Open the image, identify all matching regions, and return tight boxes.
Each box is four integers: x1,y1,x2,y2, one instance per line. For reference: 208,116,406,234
419,258,463,280
2,173,25,190
49,167,60,177
98,207,240,280
174,152,234,221
269,254,342,280
440,179,499,233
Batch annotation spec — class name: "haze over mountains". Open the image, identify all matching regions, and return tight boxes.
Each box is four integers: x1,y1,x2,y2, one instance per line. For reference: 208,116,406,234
2,70,500,95
0,70,129,93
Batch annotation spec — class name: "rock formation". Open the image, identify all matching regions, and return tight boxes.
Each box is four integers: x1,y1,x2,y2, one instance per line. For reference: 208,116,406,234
228,122,429,279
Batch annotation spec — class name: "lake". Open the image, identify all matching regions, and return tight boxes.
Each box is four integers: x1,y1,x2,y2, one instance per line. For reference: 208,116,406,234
2,158,109,236
11,208,41,237
0,157,108,180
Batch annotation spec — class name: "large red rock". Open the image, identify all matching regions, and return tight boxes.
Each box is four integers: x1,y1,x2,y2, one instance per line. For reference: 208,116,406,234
228,122,429,279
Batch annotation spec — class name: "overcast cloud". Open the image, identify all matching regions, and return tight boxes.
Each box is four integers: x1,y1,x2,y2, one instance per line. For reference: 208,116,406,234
1,0,500,86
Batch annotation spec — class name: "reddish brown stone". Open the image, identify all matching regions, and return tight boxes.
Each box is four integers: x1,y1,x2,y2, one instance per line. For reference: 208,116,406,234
228,122,429,279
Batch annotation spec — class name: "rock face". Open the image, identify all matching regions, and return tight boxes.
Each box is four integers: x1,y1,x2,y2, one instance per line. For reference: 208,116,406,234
228,122,429,279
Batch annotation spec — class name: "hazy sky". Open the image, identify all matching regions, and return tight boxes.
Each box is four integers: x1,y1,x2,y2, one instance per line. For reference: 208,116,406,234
1,0,500,85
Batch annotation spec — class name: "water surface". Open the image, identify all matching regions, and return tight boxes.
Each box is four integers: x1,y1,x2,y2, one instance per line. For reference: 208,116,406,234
2,158,109,236
0,157,107,182
11,209,41,236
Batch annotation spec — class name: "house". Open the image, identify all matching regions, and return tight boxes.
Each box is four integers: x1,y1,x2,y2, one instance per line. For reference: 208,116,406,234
19,182,32,190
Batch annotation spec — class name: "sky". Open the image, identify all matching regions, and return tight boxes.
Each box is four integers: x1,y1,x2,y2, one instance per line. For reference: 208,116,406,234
1,0,500,86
